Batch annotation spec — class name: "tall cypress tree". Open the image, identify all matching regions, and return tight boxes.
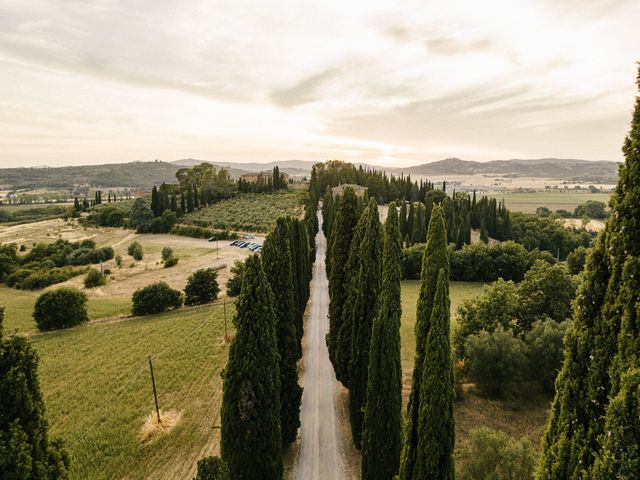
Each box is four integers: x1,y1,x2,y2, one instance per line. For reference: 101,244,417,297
348,199,383,447
412,268,455,479
0,307,70,479
361,202,403,479
261,219,302,446
538,65,640,478
399,201,408,240
327,188,359,374
221,255,282,479
399,205,450,480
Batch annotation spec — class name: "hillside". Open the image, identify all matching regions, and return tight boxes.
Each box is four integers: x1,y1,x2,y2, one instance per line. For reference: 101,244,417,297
396,157,619,182
0,161,180,190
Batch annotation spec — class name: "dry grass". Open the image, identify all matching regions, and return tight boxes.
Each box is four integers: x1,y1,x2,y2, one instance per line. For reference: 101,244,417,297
140,409,183,443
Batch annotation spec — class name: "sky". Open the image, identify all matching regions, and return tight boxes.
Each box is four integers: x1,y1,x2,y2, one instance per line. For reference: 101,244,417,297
0,0,639,168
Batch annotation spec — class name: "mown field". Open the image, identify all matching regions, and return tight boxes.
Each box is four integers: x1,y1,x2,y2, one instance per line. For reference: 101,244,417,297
488,191,611,213
400,280,551,457
179,190,307,232
28,302,233,480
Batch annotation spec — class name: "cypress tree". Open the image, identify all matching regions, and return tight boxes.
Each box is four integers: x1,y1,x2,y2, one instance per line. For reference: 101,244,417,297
399,205,449,480
479,216,488,243
327,188,359,374
220,254,282,479
261,219,302,446
538,64,640,478
412,268,455,479
180,193,186,215
186,186,194,213
407,202,415,244
361,202,403,480
348,199,383,447
194,184,200,208
0,305,70,478
399,201,408,240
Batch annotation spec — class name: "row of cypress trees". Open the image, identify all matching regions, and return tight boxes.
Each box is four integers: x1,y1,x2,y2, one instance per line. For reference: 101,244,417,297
324,183,456,478
220,216,312,479
536,65,640,479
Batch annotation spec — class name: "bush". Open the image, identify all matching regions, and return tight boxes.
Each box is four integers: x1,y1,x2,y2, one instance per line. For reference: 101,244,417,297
115,255,123,267
464,327,528,398
128,241,143,261
164,256,179,268
84,269,106,288
7,266,87,290
66,246,114,265
525,318,570,393
127,241,141,256
184,269,220,306
148,209,178,234
33,287,88,331
170,225,239,240
131,282,182,316
226,260,246,297
194,456,229,480
161,246,173,261
457,427,536,480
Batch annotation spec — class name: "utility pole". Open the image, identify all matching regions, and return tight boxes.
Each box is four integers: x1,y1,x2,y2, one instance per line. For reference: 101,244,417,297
148,356,161,423
223,301,228,343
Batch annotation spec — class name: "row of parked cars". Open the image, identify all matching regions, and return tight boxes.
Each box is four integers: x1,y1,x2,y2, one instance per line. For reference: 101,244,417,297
231,240,262,253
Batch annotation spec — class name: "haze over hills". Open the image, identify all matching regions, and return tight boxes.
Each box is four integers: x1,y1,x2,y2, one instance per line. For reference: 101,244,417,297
0,157,619,191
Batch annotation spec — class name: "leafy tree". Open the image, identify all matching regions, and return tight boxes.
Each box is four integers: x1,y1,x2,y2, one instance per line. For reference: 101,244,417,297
131,282,182,316
538,65,640,478
261,218,302,446
33,288,88,331
184,268,220,306
574,200,608,219
129,198,154,232
566,245,589,275
0,309,70,478
226,260,245,297
84,269,106,288
221,255,282,479
399,205,450,479
327,187,359,377
161,247,173,261
458,427,536,480
361,202,402,479
193,456,229,480
347,199,383,447
525,319,570,393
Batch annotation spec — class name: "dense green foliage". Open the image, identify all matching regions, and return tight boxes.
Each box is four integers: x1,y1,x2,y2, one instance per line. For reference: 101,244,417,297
399,205,453,479
193,456,229,480
327,187,359,383
225,260,245,297
458,427,536,480
574,199,608,219
84,269,106,288
361,203,403,480
131,282,182,316
33,288,88,331
261,218,302,446
128,241,143,261
566,245,589,275
0,321,69,478
538,65,640,478
0,204,71,224
221,254,282,479
184,269,220,306
170,225,238,240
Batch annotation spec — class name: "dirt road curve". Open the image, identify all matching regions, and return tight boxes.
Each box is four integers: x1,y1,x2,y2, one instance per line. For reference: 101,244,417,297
293,213,348,479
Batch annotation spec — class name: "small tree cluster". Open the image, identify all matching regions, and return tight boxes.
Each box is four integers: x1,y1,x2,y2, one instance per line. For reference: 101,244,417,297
127,241,143,261
33,288,88,331
84,268,106,288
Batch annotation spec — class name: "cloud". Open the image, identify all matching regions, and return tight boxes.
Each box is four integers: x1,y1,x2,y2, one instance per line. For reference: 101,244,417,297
270,67,340,108
426,36,494,56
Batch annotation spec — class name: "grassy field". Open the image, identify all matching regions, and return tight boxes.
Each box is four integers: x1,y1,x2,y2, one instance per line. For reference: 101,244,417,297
400,280,551,456
30,302,233,480
488,191,611,213
180,190,307,232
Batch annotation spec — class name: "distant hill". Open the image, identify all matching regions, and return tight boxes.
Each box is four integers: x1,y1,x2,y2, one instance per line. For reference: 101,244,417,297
0,161,180,190
394,158,619,182
172,158,314,177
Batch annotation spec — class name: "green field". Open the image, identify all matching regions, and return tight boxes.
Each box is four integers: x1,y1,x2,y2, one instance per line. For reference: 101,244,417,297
400,280,551,456
29,302,233,480
489,191,611,214
0,286,131,334
180,190,307,232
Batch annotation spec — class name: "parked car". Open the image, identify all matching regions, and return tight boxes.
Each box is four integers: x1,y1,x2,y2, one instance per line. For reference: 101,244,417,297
208,236,217,242
243,234,255,239
230,240,240,246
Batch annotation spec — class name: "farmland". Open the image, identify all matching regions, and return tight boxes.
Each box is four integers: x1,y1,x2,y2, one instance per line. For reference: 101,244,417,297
488,191,611,214
179,190,308,232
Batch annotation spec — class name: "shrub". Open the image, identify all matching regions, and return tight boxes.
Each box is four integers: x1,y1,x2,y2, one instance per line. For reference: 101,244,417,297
164,256,179,268
129,242,143,261
33,287,88,331
525,318,570,393
464,327,528,398
115,255,123,267
226,260,246,297
84,269,106,288
80,239,96,249
161,246,173,261
103,268,111,275
184,268,220,306
194,456,229,480
66,246,114,265
457,427,536,480
131,282,182,316
127,241,141,256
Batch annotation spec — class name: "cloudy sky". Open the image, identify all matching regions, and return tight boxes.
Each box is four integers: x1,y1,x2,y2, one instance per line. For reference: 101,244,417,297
1,0,639,167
